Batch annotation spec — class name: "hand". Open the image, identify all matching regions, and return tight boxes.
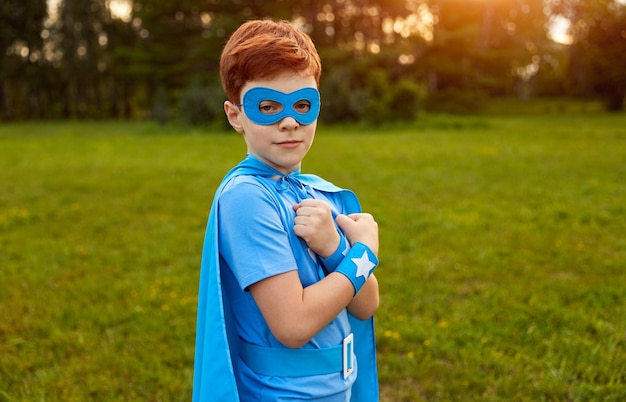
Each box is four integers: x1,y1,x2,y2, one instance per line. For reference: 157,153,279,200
335,213,379,256
293,199,341,258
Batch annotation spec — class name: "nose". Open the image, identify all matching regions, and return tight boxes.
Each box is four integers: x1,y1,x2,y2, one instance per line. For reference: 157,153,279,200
278,116,299,131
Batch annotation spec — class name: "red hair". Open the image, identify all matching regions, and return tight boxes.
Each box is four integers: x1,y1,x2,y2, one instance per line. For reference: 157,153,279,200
219,19,322,103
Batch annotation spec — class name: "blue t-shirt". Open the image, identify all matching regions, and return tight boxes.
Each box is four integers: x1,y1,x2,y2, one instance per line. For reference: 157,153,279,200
218,174,357,401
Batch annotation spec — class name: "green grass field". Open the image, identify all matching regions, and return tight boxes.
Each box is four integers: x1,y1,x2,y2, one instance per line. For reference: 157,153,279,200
1,110,625,401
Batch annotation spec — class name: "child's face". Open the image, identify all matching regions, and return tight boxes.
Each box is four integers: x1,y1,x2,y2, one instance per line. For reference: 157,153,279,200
225,72,318,174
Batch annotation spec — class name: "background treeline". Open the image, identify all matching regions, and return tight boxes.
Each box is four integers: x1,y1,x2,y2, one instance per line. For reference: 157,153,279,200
2,0,625,124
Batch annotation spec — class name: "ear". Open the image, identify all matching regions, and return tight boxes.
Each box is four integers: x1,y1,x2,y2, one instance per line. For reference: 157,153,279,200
224,101,244,133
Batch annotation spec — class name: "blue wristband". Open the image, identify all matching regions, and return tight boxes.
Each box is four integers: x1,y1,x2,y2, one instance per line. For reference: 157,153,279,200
320,233,350,272
334,242,378,295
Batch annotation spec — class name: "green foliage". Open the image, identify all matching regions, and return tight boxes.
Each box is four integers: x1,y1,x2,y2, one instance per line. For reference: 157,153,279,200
152,85,170,124
320,58,426,124
178,79,225,126
581,2,626,110
319,66,361,123
1,107,625,401
425,0,550,96
550,0,626,109
0,0,48,119
4,0,626,120
364,69,393,124
389,79,426,121
425,88,488,114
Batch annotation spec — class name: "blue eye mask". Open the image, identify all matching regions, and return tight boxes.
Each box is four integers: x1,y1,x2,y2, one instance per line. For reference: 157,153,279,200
237,87,320,126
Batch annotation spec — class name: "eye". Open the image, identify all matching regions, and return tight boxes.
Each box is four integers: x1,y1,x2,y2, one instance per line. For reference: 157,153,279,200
293,100,311,114
258,100,283,115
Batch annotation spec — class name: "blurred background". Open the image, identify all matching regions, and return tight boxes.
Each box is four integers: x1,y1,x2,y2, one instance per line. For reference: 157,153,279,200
2,0,625,125
2,2,626,401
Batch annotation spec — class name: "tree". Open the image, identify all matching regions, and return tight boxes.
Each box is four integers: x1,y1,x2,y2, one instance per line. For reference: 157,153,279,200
0,0,47,119
54,0,114,118
424,0,550,97
1,0,620,121
585,2,626,110
551,0,626,110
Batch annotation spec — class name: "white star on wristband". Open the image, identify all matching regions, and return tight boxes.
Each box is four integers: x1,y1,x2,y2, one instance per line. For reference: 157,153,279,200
352,251,376,280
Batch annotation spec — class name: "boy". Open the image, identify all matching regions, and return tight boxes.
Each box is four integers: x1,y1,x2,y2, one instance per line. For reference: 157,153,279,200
193,19,380,401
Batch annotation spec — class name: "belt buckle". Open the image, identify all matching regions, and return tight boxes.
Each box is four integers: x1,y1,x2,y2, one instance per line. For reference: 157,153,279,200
342,333,354,379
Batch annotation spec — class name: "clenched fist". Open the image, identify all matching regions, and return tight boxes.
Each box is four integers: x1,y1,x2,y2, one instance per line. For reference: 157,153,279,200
335,213,378,256
293,199,341,258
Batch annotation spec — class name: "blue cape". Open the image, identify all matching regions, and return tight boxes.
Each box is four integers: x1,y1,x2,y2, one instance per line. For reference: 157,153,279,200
192,155,379,401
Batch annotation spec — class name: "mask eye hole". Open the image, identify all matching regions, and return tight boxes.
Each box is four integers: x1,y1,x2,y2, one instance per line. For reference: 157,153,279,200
293,100,311,114
258,100,283,115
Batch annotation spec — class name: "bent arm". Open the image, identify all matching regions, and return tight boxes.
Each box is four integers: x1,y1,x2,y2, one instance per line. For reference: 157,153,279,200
223,187,379,348
249,269,356,348
250,242,379,347
347,274,379,320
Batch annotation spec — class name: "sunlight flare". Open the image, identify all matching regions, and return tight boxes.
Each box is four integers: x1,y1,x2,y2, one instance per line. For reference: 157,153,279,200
108,0,132,22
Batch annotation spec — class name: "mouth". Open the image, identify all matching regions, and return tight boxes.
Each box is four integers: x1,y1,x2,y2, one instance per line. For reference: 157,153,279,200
275,140,302,149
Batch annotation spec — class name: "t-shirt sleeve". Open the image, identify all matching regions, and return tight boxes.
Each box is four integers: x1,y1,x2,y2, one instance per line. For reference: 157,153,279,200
217,178,297,290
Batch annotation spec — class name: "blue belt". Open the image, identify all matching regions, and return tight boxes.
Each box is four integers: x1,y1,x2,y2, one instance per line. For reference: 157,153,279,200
239,334,355,378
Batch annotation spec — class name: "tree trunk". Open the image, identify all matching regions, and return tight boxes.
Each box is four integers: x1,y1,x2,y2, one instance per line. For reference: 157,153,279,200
1,80,13,120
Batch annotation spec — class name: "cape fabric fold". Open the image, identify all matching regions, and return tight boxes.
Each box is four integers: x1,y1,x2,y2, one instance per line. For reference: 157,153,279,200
192,155,378,401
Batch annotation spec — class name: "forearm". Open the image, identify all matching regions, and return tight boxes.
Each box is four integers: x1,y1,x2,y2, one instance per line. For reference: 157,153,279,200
252,242,378,348
299,272,361,340
347,274,379,320
250,270,357,348
297,261,379,340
